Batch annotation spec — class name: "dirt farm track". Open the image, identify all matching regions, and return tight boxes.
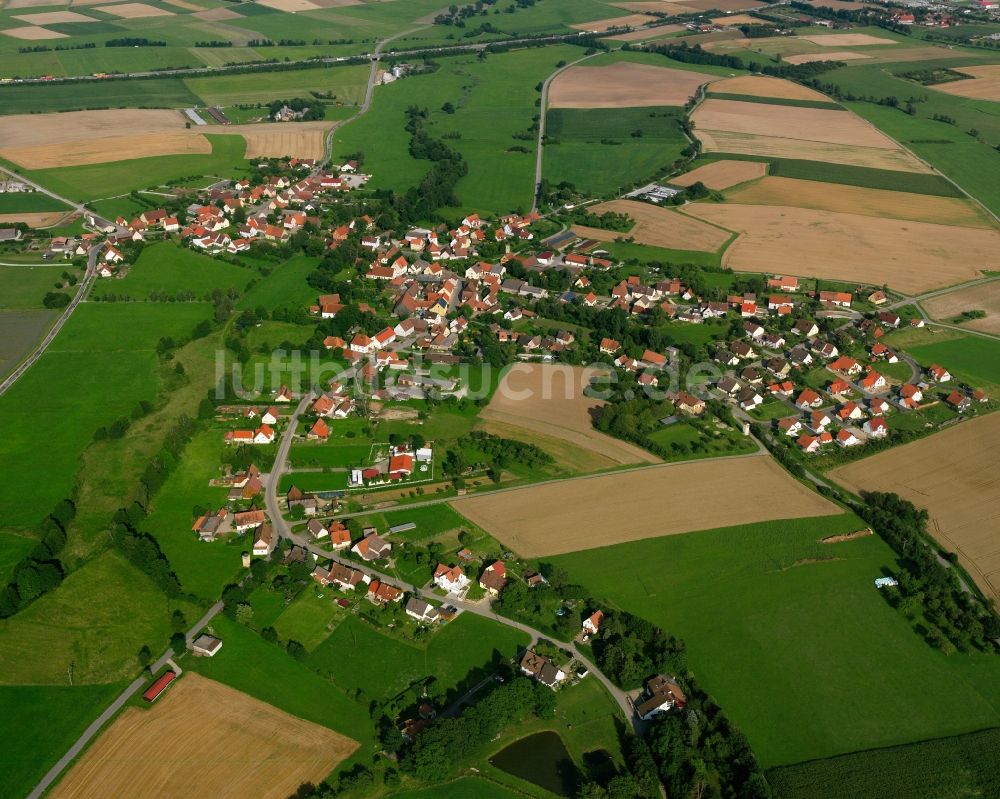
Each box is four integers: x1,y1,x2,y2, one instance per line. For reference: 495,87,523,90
454,454,840,557
830,414,1000,605
49,673,358,799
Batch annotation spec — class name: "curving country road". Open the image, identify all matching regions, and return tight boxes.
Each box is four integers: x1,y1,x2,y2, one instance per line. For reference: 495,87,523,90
0,243,100,397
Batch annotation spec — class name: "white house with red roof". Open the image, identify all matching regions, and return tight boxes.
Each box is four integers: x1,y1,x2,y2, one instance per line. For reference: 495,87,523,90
434,563,470,595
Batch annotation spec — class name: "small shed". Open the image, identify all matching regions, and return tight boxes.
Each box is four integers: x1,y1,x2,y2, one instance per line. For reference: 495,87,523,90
191,634,223,657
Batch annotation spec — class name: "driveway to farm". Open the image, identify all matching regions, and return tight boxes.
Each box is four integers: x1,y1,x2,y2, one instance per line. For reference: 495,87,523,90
26,601,224,799
0,242,100,397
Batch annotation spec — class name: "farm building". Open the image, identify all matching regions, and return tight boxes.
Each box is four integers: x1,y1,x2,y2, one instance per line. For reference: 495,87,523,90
191,634,223,657
142,670,176,702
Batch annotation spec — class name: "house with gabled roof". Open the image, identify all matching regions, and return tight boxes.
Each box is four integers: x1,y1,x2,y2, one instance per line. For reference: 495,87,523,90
352,532,391,562
582,610,604,636
635,674,687,720
520,650,565,689
863,416,888,438
406,597,441,623
927,364,952,383
795,388,823,410
434,563,470,595
479,560,507,597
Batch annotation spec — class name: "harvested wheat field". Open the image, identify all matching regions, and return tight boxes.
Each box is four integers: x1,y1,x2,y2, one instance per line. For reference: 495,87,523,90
0,211,70,226
931,65,1000,101
193,6,243,19
799,33,898,46
671,159,766,190
572,199,730,252
831,414,1000,604
455,454,839,557
0,25,66,38
13,10,96,22
0,109,209,168
549,62,715,108
784,50,871,65
686,204,1000,293
227,121,334,160
709,75,831,101
570,13,655,31
923,282,1000,335
725,176,994,228
695,98,897,149
477,417,622,474
257,0,320,9
607,24,685,41
93,2,172,16
50,673,359,799
711,13,766,25
479,363,659,467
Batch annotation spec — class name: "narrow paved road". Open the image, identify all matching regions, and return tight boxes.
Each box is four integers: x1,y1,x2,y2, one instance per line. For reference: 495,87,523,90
26,601,223,799
0,243,100,397
531,47,611,213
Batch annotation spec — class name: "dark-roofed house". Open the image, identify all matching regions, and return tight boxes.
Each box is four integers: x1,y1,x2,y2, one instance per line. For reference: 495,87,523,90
479,560,507,597
520,650,566,689
405,597,441,624
191,634,223,657
634,674,687,720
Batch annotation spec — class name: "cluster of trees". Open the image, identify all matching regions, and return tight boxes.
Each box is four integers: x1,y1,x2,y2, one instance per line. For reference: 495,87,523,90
106,415,196,597
42,291,71,309
858,492,1000,653
565,208,634,232
402,675,553,780
591,609,687,688
0,499,74,617
459,430,553,478
194,40,232,48
649,41,843,82
593,387,676,454
497,565,588,638
267,98,325,121
106,38,166,47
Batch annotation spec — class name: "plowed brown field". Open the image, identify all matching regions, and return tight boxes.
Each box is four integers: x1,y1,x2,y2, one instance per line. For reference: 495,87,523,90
672,159,766,190
571,199,731,252
50,673,358,799
923,282,1000,334
549,62,716,108
831,414,1000,603
454,454,839,556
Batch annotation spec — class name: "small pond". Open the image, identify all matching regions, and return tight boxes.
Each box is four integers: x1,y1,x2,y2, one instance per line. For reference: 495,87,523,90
490,730,578,796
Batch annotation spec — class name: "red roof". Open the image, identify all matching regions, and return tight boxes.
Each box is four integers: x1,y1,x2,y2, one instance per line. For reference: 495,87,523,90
143,671,176,702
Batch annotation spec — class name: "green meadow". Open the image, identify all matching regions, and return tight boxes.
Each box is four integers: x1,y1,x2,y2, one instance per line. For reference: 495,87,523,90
141,428,244,601
0,302,211,531
0,264,70,309
236,253,320,311
0,78,200,114
335,46,585,215
544,107,689,196
107,241,257,301
0,192,69,213
0,531,35,584
307,613,529,702
0,682,127,799
184,63,369,107
906,335,1000,393
0,549,175,684
551,514,1000,767
186,614,374,751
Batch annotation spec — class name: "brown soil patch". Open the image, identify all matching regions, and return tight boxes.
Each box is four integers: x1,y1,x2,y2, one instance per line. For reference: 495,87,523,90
454,454,839,557
13,10,97,22
309,0,363,6
725,176,994,228
0,211,71,227
830,414,1000,604
93,2,173,17
923,282,1000,335
798,33,898,46
694,98,899,149
570,13,654,32
8,0,77,7
256,0,320,10
685,203,1000,294
709,75,832,101
671,159,766,190
50,673,359,799
572,199,730,252
549,62,716,108
784,50,871,65
479,363,660,467
932,65,1000,102
162,0,203,9
821,528,872,543
0,25,66,39
607,23,685,41
193,6,242,19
